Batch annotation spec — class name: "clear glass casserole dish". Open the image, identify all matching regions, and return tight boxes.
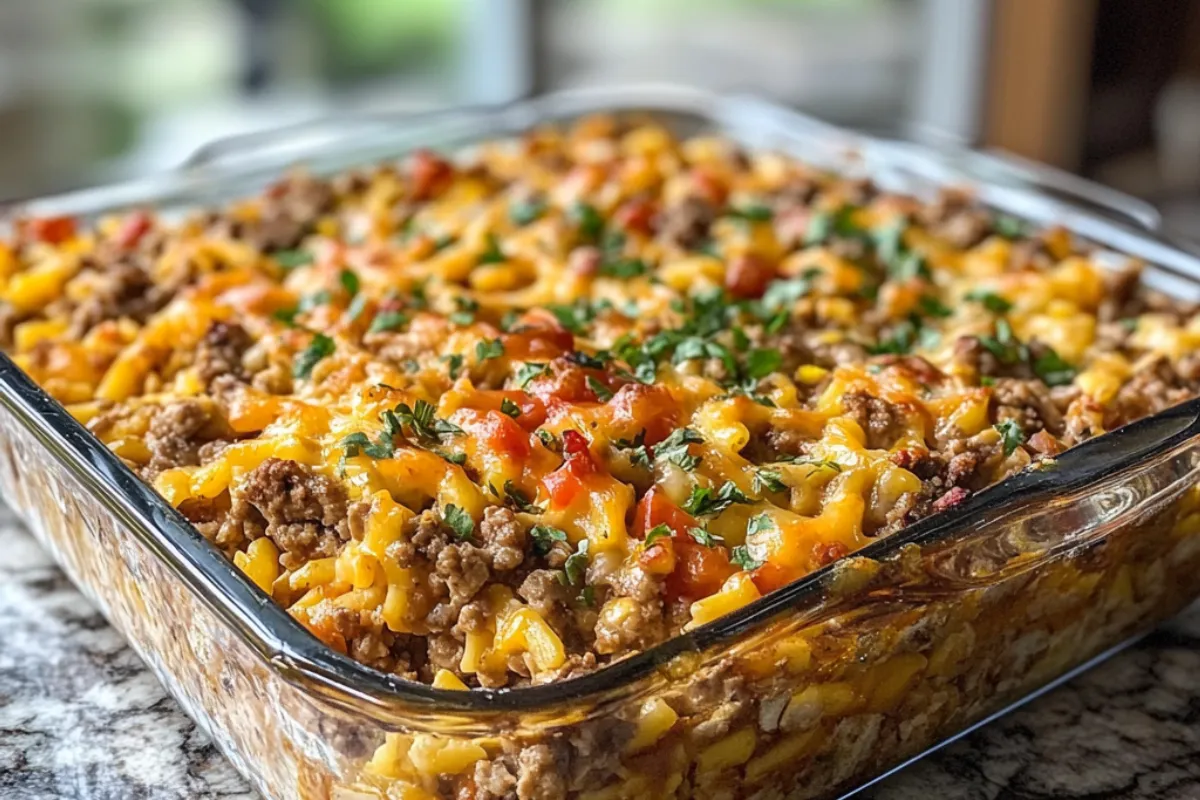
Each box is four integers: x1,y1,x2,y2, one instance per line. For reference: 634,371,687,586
4,85,1200,800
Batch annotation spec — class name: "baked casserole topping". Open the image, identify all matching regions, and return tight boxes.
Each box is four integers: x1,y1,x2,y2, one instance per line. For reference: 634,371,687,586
2,116,1196,687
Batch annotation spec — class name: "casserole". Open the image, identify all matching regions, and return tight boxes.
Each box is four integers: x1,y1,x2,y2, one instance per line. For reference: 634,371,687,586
3,85,1200,799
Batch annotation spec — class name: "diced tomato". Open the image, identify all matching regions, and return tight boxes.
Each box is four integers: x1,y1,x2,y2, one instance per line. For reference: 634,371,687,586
633,486,698,539
25,215,77,245
668,540,736,600
749,561,795,594
690,168,728,207
635,487,736,600
725,253,777,299
474,411,531,461
115,211,153,250
614,199,657,235
542,429,597,509
409,148,454,201
607,383,679,445
813,541,850,568
525,360,593,406
477,390,547,430
502,326,575,361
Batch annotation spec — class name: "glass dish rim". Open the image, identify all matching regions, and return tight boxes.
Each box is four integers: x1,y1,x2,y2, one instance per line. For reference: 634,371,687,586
3,84,1200,715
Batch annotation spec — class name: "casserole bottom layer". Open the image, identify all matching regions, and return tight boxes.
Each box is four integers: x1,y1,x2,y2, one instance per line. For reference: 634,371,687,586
4,396,1200,800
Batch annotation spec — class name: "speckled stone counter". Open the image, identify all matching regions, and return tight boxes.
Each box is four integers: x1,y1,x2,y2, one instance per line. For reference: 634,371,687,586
2,502,1199,800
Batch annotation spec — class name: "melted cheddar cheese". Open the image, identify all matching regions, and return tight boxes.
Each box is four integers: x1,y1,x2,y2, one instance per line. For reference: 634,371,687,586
3,115,1196,686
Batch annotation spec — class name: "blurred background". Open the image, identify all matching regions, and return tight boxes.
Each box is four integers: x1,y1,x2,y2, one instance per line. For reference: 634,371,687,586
0,0,1197,241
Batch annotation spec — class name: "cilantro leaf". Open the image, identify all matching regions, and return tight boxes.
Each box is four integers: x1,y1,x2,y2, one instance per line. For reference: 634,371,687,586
443,504,474,541
503,480,542,514
442,353,464,379
530,524,568,556
994,419,1026,456
730,545,763,571
746,512,776,537
571,202,604,242
477,232,506,265
339,269,360,297
965,290,1013,314
682,481,751,517
510,199,546,226
643,524,673,547
752,469,787,494
293,333,335,379
500,397,522,418
515,362,549,389
476,339,505,361
687,527,723,547
745,348,782,380
562,539,590,586
586,376,614,402
273,249,314,270
369,309,408,334
1032,349,1077,387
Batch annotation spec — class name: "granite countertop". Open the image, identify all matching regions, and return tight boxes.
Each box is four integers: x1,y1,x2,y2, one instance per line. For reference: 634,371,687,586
2,503,1200,800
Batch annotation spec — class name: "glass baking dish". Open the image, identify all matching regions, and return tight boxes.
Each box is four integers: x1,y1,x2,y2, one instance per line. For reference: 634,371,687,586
4,85,1200,800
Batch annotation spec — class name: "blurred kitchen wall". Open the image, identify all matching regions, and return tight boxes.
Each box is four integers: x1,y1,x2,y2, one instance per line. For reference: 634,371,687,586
0,0,1196,242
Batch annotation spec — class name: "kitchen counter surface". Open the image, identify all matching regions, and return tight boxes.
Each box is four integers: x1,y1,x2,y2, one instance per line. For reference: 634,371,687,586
2,504,1199,800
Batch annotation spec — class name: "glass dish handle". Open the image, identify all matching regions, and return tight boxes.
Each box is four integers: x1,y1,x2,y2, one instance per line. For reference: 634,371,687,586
176,108,453,173
972,148,1164,232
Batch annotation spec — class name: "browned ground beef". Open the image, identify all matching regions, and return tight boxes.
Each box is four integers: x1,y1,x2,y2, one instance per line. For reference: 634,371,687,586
239,458,351,569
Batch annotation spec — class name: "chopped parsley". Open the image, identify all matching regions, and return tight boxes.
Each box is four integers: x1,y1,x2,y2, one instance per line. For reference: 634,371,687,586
443,504,475,541
503,480,542,514
654,428,703,472
994,419,1026,456
515,362,549,389
298,290,331,313
752,469,787,494
1032,349,1077,387
586,376,614,402
293,333,335,379
977,319,1026,365
599,258,649,280
339,269,360,297
346,293,369,322
341,431,393,461
726,203,774,223
477,232,506,265
442,353,464,379
917,295,953,319
530,524,568,556
476,338,505,362
566,351,607,370
273,249,314,270
760,267,822,312
746,512,776,537
643,524,673,547
393,399,464,443
545,299,610,334
273,307,299,327
500,397,522,418
510,199,546,226
687,527,723,547
449,296,479,327
992,214,1026,240
368,309,408,334
682,481,751,517
562,539,590,587
570,202,604,243
744,348,782,380
965,290,1013,314
730,545,763,571
795,457,842,473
